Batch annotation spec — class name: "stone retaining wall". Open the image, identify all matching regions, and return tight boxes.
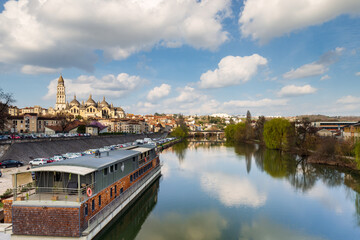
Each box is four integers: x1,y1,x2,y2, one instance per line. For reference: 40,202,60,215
0,133,165,163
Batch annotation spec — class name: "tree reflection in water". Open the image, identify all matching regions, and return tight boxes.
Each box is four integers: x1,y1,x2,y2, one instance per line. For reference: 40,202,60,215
171,139,189,163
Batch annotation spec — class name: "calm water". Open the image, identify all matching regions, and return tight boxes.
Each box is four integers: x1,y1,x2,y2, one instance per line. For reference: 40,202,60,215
95,141,360,240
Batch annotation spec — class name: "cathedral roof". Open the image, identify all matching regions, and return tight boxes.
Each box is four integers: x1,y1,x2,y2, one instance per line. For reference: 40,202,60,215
70,95,80,107
85,94,97,107
100,96,110,108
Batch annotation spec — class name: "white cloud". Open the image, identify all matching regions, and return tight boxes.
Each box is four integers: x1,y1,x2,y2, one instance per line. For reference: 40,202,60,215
320,75,330,81
21,65,62,75
336,95,360,104
283,48,344,79
44,73,147,100
356,72,360,76
0,0,231,71
278,84,317,97
283,63,327,80
200,172,266,207
199,54,267,88
239,0,360,43
223,98,287,108
147,84,171,102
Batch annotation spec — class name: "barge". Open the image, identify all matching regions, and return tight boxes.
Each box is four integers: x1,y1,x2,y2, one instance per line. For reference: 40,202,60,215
4,144,161,239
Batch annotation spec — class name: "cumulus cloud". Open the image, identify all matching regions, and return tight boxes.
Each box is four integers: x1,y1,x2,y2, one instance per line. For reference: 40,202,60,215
283,48,344,79
147,84,171,102
278,84,317,97
200,172,267,207
336,95,360,104
239,0,360,43
44,73,147,100
356,72,360,76
199,54,267,88
320,75,330,81
21,65,62,75
0,0,231,71
223,98,287,108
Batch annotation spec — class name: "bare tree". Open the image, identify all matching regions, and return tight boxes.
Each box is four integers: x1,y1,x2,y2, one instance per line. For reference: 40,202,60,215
0,88,15,132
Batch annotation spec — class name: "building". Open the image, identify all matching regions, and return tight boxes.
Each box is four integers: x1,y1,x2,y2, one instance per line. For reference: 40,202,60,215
8,75,126,120
343,123,360,139
311,121,357,132
6,114,60,134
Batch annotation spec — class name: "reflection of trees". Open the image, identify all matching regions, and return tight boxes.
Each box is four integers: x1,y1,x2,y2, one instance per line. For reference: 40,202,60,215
263,149,296,178
172,140,189,163
356,193,360,226
234,144,256,173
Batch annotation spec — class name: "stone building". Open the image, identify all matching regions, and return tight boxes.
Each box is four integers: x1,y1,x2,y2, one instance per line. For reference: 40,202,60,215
48,75,126,119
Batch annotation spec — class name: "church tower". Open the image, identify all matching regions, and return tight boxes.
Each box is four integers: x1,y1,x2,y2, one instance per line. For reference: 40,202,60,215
55,75,66,110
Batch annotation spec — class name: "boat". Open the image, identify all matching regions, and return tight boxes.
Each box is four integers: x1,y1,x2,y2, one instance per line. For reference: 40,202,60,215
3,144,161,239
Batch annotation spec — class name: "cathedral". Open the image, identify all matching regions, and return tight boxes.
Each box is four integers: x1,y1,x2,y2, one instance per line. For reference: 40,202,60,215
49,75,126,119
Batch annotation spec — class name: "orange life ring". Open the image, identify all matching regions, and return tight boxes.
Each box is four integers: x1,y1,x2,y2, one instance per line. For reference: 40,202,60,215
86,187,92,197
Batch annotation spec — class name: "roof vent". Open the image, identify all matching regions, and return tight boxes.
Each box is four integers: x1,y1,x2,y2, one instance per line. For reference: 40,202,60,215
95,150,101,158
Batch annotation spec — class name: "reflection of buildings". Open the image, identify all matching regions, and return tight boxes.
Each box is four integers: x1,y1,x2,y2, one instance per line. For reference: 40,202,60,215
94,178,160,240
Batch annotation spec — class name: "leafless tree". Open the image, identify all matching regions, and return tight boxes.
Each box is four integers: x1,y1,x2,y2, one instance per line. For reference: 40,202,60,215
0,88,15,132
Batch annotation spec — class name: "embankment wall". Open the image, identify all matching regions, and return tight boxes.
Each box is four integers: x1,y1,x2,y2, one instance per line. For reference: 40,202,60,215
0,133,165,163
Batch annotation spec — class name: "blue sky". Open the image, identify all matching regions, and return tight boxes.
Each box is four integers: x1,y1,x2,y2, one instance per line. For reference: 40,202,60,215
0,0,360,116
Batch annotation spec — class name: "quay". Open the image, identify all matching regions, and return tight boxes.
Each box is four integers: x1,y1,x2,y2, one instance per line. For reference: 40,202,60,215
1,144,161,239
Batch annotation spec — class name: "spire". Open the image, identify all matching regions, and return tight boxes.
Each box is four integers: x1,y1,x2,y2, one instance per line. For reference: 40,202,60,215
58,75,64,84
74,94,76,100
103,96,105,101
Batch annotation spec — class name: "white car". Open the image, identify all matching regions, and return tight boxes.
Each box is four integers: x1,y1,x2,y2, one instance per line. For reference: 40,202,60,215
29,158,48,166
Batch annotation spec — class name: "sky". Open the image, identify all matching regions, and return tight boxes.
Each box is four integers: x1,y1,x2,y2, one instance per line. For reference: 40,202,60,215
0,0,360,116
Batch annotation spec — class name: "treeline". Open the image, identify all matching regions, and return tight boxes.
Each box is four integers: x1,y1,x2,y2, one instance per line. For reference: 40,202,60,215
225,111,360,169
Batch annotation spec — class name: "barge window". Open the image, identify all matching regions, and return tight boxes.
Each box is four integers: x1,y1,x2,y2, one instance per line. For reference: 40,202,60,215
92,199,95,212
115,185,117,196
104,168,108,176
85,204,88,216
120,188,123,194
110,188,113,198
110,165,114,173
115,164,118,171
130,175,133,182
99,195,101,206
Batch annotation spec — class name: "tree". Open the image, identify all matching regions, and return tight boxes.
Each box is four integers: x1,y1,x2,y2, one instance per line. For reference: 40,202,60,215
354,141,360,169
77,125,86,134
0,88,15,132
245,110,254,140
225,122,246,143
56,112,73,133
254,116,265,143
263,118,293,150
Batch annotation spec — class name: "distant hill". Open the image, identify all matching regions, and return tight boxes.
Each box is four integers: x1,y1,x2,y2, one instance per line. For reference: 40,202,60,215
296,115,360,122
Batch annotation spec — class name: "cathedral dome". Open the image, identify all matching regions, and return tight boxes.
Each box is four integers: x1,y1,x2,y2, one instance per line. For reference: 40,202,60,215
70,95,80,107
85,94,97,107
100,96,110,108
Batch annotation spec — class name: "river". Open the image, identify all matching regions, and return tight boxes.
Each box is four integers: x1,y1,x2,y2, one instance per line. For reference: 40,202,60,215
95,141,360,240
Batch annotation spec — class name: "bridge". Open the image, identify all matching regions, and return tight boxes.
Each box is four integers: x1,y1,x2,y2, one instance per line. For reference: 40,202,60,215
188,130,225,139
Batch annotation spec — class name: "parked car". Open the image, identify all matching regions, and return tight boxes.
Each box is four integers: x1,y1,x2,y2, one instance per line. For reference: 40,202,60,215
0,159,24,168
29,158,48,166
52,155,65,161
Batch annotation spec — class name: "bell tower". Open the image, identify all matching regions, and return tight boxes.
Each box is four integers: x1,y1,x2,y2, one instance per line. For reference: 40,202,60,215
55,75,66,110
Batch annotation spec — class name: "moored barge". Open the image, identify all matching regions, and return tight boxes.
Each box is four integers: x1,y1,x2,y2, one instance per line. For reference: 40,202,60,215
4,144,161,239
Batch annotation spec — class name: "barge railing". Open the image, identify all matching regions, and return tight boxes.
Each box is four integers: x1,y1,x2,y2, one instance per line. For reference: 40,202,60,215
86,165,161,232
12,182,96,202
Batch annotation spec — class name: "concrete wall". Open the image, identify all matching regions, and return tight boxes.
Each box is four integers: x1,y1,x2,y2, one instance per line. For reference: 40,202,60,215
0,133,165,163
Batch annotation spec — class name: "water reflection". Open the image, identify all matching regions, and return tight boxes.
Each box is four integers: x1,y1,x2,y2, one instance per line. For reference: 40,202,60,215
200,172,266,207
239,218,326,240
136,211,227,240
170,139,189,163
94,178,160,240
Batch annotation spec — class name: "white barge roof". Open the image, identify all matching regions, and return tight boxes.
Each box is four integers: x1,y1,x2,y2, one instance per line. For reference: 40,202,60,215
28,165,95,176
